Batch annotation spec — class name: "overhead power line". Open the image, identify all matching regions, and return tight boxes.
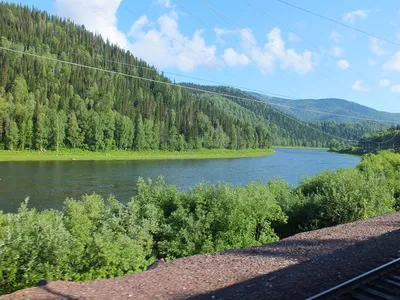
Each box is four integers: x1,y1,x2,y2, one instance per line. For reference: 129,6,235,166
243,0,400,104
52,0,399,131
65,50,296,100
274,0,400,47
199,0,360,100
3,2,398,143
1,45,398,145
72,0,295,100
172,0,301,99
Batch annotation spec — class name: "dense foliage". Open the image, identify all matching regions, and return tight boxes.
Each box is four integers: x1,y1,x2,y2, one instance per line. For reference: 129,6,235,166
1,151,399,294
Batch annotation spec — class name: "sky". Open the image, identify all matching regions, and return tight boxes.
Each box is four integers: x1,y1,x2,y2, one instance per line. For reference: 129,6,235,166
6,0,400,113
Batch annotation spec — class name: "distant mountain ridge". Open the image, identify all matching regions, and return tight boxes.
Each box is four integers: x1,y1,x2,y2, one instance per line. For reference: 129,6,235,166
249,93,400,124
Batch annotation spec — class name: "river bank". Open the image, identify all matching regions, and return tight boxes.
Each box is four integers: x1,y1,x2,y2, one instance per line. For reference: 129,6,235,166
0,149,274,162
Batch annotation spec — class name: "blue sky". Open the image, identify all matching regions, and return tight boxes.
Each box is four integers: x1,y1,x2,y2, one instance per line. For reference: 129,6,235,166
7,0,400,112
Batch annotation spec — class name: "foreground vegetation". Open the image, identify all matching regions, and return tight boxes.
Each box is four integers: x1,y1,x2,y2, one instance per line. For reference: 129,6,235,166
0,149,273,162
1,151,399,294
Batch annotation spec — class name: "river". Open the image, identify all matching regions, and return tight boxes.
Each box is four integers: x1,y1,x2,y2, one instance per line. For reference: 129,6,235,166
0,148,360,213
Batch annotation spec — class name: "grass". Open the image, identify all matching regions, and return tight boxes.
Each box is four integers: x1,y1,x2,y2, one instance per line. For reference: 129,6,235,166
0,148,274,162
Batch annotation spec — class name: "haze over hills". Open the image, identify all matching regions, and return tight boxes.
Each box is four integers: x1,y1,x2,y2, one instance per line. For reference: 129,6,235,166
249,93,400,124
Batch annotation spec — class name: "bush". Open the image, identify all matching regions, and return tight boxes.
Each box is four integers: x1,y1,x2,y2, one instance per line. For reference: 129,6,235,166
358,151,400,209
0,195,154,294
0,201,72,294
296,168,394,230
134,179,287,259
0,179,288,293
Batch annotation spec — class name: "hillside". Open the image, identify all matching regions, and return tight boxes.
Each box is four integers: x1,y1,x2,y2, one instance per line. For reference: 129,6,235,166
0,3,386,151
0,3,275,152
249,93,400,123
183,84,388,145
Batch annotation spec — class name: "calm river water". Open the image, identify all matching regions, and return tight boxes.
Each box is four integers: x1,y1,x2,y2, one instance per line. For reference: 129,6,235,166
0,148,360,213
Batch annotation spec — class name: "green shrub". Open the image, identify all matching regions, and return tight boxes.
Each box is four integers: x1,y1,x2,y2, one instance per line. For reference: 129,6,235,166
0,201,72,294
134,179,287,259
358,151,400,209
297,168,394,229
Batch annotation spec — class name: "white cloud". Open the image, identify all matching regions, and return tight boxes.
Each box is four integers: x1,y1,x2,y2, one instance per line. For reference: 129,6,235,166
267,27,314,74
53,0,315,75
330,30,341,43
369,37,388,56
330,47,344,57
157,0,171,8
379,79,391,87
336,59,349,69
239,28,275,73
214,27,237,36
352,80,369,92
236,27,314,75
54,0,129,48
222,48,249,67
129,12,219,71
391,85,400,93
342,9,369,24
129,16,152,37
288,32,301,42
383,51,400,71
214,27,238,45
54,1,219,72
368,58,376,67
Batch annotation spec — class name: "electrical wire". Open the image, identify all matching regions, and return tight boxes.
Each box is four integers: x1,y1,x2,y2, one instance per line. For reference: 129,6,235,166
274,0,400,47
3,45,398,144
4,2,399,144
199,0,364,101
59,0,399,128
244,0,400,104
172,0,301,98
0,45,367,143
65,50,296,99
72,0,296,100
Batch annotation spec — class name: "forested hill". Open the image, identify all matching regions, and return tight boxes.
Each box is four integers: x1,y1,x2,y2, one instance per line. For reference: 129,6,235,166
0,3,381,151
0,3,271,151
182,84,388,146
250,93,400,123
